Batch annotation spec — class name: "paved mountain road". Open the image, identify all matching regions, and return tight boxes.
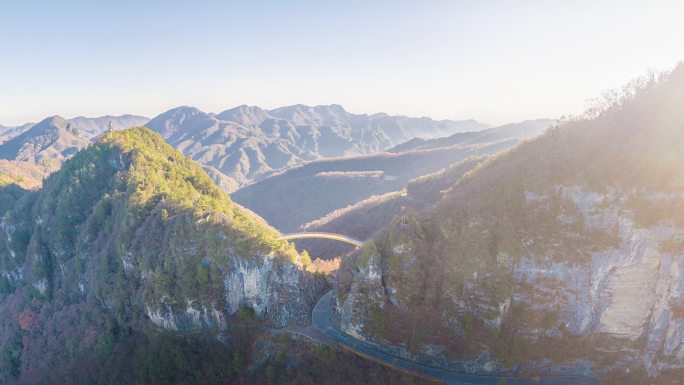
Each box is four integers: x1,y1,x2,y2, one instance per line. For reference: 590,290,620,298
311,291,603,385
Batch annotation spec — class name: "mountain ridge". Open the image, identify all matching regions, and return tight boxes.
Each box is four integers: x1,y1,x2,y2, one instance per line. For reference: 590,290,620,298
333,65,684,384
231,119,550,233
0,114,149,165
0,116,91,164
146,104,491,190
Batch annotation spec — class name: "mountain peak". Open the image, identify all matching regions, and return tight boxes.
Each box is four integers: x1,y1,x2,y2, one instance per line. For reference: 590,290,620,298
146,106,216,139
39,115,67,127
0,125,323,384
215,105,269,124
0,114,89,163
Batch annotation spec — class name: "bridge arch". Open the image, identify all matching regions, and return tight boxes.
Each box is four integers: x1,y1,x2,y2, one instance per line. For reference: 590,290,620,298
277,232,363,248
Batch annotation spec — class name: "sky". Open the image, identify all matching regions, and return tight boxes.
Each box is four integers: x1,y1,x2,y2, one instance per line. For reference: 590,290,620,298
1,0,683,126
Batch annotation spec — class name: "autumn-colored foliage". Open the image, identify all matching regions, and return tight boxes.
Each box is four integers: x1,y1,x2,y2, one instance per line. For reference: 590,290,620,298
18,308,37,332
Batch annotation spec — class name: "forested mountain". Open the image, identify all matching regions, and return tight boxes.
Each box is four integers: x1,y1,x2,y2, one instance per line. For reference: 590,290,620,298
232,119,549,234
146,104,488,190
0,105,491,193
0,127,329,384
334,65,684,384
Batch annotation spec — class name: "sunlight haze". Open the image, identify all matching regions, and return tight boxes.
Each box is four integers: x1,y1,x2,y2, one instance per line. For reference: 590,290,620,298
1,0,683,125
4,2,684,385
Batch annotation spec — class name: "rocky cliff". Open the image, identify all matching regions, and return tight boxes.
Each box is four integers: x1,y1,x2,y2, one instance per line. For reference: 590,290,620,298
0,127,325,383
333,66,684,384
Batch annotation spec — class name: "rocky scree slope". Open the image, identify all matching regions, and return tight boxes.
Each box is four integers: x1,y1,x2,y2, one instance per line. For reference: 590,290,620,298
0,127,325,383
146,104,487,191
334,66,684,384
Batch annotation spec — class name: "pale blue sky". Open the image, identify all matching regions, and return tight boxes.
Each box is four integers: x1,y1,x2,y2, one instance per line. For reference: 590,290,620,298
1,0,683,125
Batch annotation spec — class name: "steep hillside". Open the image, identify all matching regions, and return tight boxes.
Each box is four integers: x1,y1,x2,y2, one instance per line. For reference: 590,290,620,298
232,120,543,233
297,157,485,259
0,127,326,384
146,104,488,189
334,66,684,384
0,160,52,190
0,116,90,165
0,171,31,218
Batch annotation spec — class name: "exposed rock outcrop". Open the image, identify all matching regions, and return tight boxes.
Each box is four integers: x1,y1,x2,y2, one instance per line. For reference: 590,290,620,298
333,66,684,382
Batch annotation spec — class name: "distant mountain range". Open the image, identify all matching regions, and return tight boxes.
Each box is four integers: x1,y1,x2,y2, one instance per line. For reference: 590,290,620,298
387,119,552,152
66,114,151,139
1,105,492,191
145,104,489,189
231,119,551,233
0,115,149,165
0,123,34,142
0,116,91,165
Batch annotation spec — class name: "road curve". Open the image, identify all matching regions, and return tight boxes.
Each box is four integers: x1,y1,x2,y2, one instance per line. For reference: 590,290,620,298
312,291,603,385
278,232,364,247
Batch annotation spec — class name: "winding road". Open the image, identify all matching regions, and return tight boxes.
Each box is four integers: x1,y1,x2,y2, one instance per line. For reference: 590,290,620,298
278,233,602,384
311,291,603,385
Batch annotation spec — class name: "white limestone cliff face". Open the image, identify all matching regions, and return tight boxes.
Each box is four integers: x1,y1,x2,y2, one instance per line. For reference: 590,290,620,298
335,247,387,340
335,186,684,376
146,299,226,332
223,254,319,327
514,187,684,374
147,253,324,331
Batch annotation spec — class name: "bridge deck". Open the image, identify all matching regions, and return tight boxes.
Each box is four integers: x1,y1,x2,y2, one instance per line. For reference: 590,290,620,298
277,232,363,247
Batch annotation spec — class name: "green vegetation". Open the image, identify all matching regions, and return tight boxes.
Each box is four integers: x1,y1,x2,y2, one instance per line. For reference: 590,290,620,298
368,302,388,340
0,174,28,216
0,328,22,378
333,65,684,382
0,127,314,385
461,313,474,332
7,127,298,308
356,241,378,269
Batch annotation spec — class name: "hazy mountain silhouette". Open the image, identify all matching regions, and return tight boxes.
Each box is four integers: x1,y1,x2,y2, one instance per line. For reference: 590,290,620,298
146,104,489,190
232,119,549,233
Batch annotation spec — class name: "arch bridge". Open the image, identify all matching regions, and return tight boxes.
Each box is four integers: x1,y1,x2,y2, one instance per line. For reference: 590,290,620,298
277,232,363,248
